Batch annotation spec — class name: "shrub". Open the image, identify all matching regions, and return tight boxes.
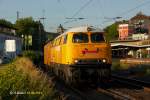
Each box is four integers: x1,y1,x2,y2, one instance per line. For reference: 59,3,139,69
111,59,121,71
22,51,42,64
146,69,150,75
0,57,56,100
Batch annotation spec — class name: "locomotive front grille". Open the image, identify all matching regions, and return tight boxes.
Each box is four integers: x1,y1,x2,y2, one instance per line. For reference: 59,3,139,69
74,59,107,65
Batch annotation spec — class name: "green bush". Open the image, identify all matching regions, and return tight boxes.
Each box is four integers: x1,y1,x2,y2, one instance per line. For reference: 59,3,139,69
146,69,150,75
112,59,136,71
22,51,42,64
111,59,121,71
0,57,56,100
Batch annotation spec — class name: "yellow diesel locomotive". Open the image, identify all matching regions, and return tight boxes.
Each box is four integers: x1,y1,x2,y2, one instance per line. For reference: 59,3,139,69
44,26,112,84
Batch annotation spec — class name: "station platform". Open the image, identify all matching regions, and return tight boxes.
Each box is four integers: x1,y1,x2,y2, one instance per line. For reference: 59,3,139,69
120,58,150,64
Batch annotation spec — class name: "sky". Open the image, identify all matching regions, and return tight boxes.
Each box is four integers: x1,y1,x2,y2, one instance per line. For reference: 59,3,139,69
0,0,150,32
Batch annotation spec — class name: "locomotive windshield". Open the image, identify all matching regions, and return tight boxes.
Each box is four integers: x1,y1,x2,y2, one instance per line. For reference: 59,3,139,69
72,33,88,43
91,32,105,43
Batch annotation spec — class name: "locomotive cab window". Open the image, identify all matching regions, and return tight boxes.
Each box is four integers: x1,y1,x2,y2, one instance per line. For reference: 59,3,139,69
72,33,88,43
91,32,105,43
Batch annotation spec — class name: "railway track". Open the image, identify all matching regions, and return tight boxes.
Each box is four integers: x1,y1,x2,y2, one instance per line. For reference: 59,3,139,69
97,88,136,100
41,65,114,100
41,64,150,100
58,75,150,100
41,66,89,100
66,84,89,100
112,74,150,88
112,74,150,94
96,74,150,100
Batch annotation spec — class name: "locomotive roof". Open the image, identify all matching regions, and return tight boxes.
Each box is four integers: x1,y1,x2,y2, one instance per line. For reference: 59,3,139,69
55,26,104,39
65,26,103,33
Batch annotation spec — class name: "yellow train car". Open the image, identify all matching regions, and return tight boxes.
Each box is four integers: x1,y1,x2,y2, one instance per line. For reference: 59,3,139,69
44,41,51,66
44,26,112,84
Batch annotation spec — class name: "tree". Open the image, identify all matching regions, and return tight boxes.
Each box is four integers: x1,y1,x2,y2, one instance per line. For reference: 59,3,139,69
0,19,15,34
15,17,45,51
104,23,118,41
15,17,34,36
0,19,14,28
32,21,46,51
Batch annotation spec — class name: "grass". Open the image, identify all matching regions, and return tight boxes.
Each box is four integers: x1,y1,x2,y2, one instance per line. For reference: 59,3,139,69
146,68,150,75
0,57,57,100
112,58,143,71
111,58,121,71
112,58,150,76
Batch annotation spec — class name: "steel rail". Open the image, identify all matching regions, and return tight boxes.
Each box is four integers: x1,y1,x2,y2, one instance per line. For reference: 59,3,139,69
112,74,150,88
97,88,136,100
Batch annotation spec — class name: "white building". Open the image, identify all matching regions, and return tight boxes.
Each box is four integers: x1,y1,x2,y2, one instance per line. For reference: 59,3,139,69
0,33,22,58
132,33,149,40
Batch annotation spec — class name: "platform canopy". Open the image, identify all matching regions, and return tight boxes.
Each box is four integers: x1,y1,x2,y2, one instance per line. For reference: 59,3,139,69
111,43,150,48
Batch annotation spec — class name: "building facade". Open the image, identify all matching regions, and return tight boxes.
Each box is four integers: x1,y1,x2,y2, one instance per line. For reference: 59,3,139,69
118,24,129,40
0,23,16,35
0,24,22,59
129,12,150,40
118,12,150,40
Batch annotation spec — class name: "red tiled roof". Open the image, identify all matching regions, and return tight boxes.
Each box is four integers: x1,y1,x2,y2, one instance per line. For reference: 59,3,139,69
130,13,150,20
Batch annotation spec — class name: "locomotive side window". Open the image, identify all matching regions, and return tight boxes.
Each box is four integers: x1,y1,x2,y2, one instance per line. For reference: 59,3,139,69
57,37,61,45
60,36,64,45
56,39,59,46
72,33,88,43
91,32,104,43
63,35,68,44
59,37,62,45
54,39,57,46
59,36,63,45
51,41,54,46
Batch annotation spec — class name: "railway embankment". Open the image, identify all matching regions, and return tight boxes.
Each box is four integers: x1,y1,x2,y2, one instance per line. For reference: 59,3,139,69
0,57,89,100
0,57,57,100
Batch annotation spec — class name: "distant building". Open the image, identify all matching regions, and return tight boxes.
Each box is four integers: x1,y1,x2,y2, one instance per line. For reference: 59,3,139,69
129,12,150,40
111,40,150,58
0,23,16,35
132,33,149,40
0,24,22,59
118,24,129,40
129,12,150,31
114,12,150,58
118,12,150,40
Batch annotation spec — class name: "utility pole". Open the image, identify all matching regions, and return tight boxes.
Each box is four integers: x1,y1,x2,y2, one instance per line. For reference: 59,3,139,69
17,11,19,20
40,9,46,27
40,9,46,51
38,20,42,51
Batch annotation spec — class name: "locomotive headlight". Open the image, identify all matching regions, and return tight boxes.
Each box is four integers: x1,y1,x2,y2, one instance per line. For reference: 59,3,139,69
102,59,106,63
74,60,78,63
